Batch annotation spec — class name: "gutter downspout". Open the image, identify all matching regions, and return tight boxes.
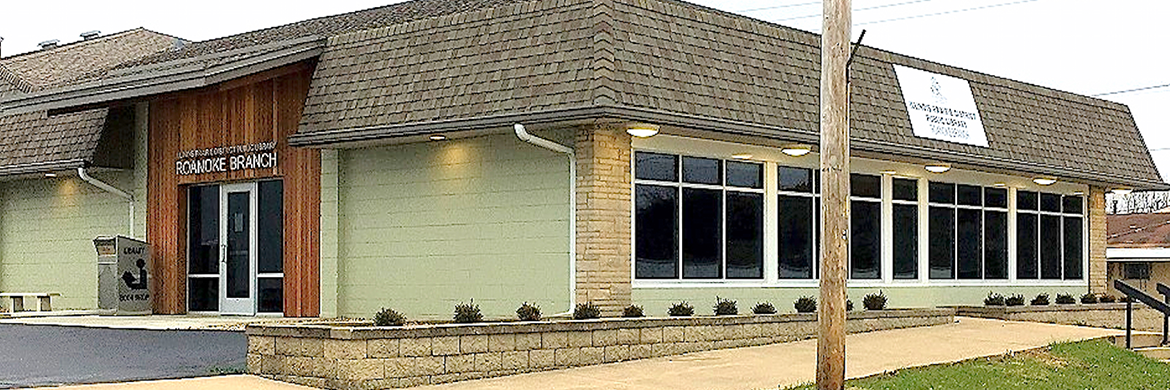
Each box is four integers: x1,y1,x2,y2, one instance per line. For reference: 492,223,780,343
513,124,576,316
78,167,134,237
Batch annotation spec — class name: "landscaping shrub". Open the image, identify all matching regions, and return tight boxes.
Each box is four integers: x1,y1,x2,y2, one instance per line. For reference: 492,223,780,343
516,302,541,321
794,296,817,313
863,291,888,310
714,297,738,316
573,302,601,320
1031,293,1050,306
1055,293,1076,305
984,292,1005,306
373,308,406,327
454,300,483,323
622,305,644,318
1005,294,1025,306
1099,294,1117,303
1080,292,1098,304
668,301,695,317
752,302,777,315
847,299,854,312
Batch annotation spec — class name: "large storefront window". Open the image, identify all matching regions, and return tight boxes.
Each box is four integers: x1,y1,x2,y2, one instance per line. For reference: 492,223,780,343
928,183,1008,280
634,152,764,280
1017,191,1084,280
778,166,818,279
632,149,1088,285
850,174,882,280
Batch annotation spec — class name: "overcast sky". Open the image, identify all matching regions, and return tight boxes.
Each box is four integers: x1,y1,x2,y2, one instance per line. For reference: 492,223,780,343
2,0,1167,180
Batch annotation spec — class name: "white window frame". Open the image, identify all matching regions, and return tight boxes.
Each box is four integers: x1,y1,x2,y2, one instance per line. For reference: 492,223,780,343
630,136,1090,289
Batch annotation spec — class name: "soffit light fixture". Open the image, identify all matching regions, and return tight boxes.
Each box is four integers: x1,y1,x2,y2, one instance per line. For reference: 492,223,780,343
993,182,1007,188
626,124,660,138
429,134,448,141
1032,177,1058,186
781,144,812,157
879,170,898,175
924,163,951,173
1111,188,1134,195
731,153,753,160
44,173,57,178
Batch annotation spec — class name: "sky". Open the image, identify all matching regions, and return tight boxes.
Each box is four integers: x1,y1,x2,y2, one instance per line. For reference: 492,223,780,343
1,0,1167,180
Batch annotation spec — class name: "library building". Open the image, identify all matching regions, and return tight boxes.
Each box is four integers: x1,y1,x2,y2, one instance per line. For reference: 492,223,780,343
0,0,1162,318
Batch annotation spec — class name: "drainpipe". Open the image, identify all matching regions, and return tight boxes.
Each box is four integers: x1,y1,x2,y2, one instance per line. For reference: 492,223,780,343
513,124,576,316
77,167,134,237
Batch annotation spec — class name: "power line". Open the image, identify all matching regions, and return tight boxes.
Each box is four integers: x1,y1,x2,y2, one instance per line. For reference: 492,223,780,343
774,0,936,22
737,1,821,13
1093,83,1170,97
854,0,1040,26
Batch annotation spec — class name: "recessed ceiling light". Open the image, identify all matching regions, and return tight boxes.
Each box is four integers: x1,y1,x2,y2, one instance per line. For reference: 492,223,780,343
429,135,448,141
44,173,57,178
880,170,897,175
992,182,1007,188
1111,188,1133,195
1032,177,1058,186
626,124,660,138
924,163,951,173
781,144,812,157
731,153,753,160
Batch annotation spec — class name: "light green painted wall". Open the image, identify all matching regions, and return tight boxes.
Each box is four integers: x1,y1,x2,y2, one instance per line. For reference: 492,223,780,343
632,285,1090,316
320,148,340,318
336,134,571,319
0,172,137,310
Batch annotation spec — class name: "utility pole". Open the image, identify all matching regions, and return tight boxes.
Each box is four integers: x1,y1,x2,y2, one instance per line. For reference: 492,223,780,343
817,0,851,389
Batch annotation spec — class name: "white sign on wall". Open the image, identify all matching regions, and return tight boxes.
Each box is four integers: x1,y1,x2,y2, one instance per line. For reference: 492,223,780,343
893,65,989,147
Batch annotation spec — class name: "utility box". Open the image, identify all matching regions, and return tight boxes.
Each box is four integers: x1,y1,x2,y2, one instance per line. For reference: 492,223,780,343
94,236,152,315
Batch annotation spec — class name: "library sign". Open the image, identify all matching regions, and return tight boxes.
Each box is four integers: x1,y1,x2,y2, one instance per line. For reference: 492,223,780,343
894,65,989,147
175,141,278,176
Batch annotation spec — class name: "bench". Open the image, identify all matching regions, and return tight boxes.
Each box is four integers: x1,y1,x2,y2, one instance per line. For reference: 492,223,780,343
0,292,60,312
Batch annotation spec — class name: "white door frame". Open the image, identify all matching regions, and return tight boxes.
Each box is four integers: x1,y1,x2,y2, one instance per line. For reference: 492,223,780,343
219,182,258,315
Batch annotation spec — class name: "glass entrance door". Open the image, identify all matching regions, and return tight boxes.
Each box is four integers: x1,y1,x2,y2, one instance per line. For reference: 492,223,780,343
188,181,284,315
219,183,257,315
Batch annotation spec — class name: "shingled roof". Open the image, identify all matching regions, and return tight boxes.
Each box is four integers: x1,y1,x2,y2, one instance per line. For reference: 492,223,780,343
0,29,181,175
287,0,1163,189
1109,213,1170,248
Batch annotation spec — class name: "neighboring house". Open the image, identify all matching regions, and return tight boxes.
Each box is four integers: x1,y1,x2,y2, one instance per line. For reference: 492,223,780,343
1107,212,1170,297
0,0,1164,318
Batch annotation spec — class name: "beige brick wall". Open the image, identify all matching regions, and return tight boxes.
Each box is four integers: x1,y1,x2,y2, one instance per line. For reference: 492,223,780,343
1089,186,1107,293
574,125,632,314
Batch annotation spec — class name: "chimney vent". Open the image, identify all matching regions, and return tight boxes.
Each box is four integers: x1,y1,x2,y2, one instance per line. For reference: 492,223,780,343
80,31,101,40
38,40,60,50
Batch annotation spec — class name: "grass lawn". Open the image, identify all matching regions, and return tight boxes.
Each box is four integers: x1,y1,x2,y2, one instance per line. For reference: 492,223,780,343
787,339,1170,389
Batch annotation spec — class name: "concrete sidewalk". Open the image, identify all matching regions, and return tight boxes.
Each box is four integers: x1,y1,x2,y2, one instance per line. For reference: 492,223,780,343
42,317,1123,390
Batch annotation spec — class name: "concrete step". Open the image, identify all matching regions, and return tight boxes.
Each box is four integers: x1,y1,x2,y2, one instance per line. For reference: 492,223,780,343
1135,347,1170,360
1111,333,1165,349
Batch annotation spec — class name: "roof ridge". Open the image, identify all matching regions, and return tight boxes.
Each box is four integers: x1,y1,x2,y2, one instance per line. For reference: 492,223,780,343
0,27,158,61
636,0,1132,114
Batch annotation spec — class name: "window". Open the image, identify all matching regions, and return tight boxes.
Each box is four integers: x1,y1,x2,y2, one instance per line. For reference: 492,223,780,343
892,178,919,280
778,166,818,279
929,183,1008,280
1125,263,1151,280
634,152,764,280
851,174,882,279
1016,191,1084,280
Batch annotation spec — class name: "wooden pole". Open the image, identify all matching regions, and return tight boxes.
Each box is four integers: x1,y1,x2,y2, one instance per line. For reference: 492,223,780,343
817,0,851,389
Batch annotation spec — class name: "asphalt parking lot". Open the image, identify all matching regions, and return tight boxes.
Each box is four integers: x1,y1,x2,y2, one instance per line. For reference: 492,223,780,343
0,324,245,388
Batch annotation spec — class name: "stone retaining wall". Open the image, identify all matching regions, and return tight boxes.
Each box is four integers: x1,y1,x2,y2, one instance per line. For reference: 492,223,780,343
955,304,1162,331
247,309,953,389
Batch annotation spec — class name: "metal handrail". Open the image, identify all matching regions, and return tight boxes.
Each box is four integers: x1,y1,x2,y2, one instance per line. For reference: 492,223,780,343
1157,283,1170,345
1113,280,1170,349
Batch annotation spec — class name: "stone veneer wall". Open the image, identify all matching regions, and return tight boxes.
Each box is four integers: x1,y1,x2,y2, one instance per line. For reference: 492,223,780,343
956,304,1161,331
248,309,953,389
1088,186,1108,294
574,125,632,315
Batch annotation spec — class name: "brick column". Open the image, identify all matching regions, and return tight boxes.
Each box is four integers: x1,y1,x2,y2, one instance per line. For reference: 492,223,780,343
1088,186,1108,293
575,125,632,315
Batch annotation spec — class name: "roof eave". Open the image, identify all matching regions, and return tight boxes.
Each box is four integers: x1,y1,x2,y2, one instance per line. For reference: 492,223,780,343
290,103,1170,191
0,37,326,115
0,159,87,178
